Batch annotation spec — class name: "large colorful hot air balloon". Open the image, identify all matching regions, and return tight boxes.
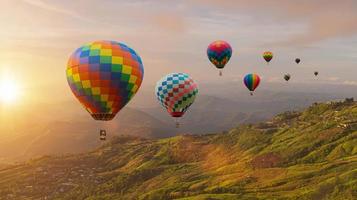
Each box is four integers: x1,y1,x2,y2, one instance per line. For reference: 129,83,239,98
295,58,301,64
284,74,291,82
243,73,260,95
263,51,273,64
207,40,232,76
155,73,198,127
66,40,144,135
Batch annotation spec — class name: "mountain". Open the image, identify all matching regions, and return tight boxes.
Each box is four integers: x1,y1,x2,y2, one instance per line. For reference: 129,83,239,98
141,95,259,134
0,107,175,162
140,91,343,134
0,100,356,199
2,81,355,163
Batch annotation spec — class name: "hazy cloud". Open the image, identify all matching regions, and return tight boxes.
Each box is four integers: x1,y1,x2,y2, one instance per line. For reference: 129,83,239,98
0,0,356,90
326,77,340,82
150,13,187,33
343,80,357,86
266,76,283,83
22,0,93,22
189,0,357,45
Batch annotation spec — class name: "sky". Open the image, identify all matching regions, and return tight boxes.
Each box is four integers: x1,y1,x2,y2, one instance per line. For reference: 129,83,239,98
0,0,356,107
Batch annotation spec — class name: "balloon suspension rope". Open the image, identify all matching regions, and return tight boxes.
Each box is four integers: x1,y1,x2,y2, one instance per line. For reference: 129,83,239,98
219,70,222,76
175,118,180,128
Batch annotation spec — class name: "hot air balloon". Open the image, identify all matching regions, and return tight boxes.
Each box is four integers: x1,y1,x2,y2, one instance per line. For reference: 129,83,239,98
155,73,198,127
243,74,260,95
295,58,301,64
314,71,319,76
66,40,144,138
207,40,232,76
263,51,273,64
284,74,291,82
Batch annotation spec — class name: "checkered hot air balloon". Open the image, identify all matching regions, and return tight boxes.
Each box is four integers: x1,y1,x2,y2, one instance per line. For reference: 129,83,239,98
207,40,232,76
66,40,144,122
243,73,260,96
155,73,198,127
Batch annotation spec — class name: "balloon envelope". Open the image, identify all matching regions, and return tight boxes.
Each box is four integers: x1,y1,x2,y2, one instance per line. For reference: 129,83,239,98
295,58,301,64
207,40,232,69
284,74,291,81
66,40,144,121
244,74,260,92
314,71,319,76
155,73,198,118
263,51,273,63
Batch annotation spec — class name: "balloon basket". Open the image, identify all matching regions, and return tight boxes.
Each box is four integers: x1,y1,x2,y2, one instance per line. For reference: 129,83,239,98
99,129,107,141
250,92,253,96
219,70,222,76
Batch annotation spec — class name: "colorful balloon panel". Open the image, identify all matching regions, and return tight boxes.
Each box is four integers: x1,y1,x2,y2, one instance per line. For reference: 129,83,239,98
66,40,144,121
207,40,232,69
155,73,198,118
244,74,260,92
263,51,273,63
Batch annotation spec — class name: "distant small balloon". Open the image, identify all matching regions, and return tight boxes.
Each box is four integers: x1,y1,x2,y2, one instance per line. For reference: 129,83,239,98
263,51,273,64
295,58,301,64
243,73,260,95
314,71,319,76
284,74,291,81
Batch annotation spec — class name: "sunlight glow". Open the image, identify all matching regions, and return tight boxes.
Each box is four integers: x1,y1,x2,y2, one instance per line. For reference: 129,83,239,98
0,77,20,104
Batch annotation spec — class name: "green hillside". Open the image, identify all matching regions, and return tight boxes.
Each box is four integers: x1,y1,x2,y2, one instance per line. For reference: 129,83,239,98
0,100,356,200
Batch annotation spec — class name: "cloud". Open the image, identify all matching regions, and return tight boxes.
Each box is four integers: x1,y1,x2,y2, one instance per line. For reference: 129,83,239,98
342,80,357,86
189,0,357,45
278,4,357,45
150,13,187,33
22,0,188,34
265,76,283,83
326,77,340,82
22,0,93,23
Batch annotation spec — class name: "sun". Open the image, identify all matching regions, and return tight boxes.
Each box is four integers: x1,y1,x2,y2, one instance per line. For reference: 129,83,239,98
0,77,20,104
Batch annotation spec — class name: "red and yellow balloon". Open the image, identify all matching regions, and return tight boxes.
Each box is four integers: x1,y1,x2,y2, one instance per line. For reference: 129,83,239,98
263,51,273,64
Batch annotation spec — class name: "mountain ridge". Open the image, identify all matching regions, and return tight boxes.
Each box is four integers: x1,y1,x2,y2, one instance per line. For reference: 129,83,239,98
0,100,356,199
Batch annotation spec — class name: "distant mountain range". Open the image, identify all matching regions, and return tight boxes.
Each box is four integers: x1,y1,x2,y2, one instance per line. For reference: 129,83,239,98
0,107,174,162
0,100,355,199
0,82,355,163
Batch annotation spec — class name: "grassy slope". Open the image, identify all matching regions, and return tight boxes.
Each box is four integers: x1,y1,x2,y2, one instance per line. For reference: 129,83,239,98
0,101,356,200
